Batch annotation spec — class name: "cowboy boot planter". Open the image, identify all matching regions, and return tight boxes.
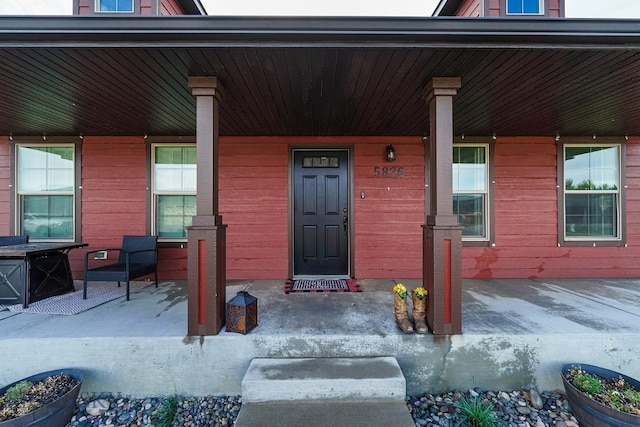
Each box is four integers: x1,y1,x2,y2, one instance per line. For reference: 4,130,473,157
412,287,429,334
393,283,414,333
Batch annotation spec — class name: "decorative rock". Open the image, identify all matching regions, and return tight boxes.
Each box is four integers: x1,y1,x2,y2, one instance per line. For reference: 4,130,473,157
86,399,110,416
67,388,579,427
529,389,544,410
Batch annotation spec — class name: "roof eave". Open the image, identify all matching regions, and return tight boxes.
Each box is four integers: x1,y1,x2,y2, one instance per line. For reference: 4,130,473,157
177,0,207,15
0,16,640,49
432,0,464,16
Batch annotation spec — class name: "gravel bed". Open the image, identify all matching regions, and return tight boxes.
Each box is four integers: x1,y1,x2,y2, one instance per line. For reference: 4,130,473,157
65,389,578,426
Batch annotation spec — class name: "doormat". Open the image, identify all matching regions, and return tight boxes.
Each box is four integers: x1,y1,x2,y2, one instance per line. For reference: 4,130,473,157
285,278,361,294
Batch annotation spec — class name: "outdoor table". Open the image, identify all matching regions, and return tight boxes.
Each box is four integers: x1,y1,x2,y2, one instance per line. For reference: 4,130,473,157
0,242,87,308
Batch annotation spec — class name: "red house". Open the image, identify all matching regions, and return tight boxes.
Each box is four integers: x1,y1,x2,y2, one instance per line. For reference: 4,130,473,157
1,0,639,334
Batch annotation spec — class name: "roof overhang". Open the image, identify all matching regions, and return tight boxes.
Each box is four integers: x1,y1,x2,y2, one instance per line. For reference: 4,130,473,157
433,0,463,16
178,0,207,15
0,16,639,138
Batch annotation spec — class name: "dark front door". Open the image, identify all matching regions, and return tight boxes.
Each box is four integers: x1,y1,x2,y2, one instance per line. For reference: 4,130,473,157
293,150,349,276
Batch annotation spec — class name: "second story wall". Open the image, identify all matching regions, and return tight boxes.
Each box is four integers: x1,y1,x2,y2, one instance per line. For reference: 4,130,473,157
442,0,564,17
456,0,481,17
162,0,186,15
74,0,190,15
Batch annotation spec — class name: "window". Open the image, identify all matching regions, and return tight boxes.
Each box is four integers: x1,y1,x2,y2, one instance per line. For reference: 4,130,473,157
563,145,621,241
16,145,75,240
453,145,489,240
152,145,196,240
507,0,543,14
96,0,134,12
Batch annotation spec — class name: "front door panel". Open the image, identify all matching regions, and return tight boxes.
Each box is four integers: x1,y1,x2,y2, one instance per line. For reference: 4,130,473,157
293,150,349,276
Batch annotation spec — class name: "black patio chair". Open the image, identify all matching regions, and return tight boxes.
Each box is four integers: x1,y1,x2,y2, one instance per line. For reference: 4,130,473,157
83,235,158,301
0,235,29,246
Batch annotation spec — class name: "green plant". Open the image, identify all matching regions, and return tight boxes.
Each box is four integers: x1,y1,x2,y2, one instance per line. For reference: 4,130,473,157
153,395,178,427
456,395,501,427
570,367,603,396
566,366,640,415
2,381,33,402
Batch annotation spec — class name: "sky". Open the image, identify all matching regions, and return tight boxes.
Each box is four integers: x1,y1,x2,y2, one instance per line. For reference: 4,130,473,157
0,0,639,18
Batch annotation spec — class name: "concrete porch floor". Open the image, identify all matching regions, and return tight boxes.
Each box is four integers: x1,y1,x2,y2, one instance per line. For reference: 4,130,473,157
1,277,639,397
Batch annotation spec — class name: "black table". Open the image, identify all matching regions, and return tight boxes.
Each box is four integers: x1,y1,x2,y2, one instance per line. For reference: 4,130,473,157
0,242,87,308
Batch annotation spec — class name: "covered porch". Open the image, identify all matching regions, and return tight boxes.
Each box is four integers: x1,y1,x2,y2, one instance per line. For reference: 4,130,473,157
2,15,640,339
1,277,639,397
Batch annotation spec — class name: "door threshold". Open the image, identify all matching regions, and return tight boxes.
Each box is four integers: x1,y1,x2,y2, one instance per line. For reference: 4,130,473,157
292,275,351,280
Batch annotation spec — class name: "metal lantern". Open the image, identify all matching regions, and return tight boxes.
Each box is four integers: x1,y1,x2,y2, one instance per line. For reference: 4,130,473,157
226,291,258,334
385,144,396,162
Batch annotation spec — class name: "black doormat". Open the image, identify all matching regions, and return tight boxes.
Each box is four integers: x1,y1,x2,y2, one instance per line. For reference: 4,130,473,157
285,278,361,294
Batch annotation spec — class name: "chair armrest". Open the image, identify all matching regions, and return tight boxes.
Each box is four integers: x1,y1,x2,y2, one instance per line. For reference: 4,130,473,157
123,248,158,266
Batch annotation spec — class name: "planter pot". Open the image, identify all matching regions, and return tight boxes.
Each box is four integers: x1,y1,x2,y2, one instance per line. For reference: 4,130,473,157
0,369,83,427
562,363,640,427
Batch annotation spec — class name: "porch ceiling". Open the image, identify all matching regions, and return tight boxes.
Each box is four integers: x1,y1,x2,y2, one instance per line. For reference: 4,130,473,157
1,16,640,138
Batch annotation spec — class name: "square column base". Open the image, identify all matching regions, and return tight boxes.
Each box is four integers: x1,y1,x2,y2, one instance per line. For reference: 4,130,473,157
187,221,227,336
423,225,462,335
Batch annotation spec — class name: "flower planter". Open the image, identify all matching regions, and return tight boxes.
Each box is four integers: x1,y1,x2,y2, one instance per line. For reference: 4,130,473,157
0,369,83,427
561,363,640,427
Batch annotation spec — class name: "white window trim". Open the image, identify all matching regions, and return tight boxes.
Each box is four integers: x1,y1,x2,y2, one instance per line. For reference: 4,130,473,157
453,143,490,242
151,143,196,242
95,0,135,13
506,0,544,15
563,143,622,242
15,143,77,242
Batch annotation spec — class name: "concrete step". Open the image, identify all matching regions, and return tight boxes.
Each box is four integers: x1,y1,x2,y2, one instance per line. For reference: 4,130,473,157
234,400,415,427
236,357,415,426
241,356,407,402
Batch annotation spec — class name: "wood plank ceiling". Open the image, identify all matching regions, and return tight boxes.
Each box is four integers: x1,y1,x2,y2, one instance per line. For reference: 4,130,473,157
1,21,640,138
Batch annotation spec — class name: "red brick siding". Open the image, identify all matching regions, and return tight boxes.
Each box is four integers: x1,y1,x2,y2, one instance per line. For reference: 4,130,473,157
161,0,186,15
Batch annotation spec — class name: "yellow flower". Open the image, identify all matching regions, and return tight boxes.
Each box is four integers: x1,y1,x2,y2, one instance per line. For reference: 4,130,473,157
413,287,427,300
393,283,407,299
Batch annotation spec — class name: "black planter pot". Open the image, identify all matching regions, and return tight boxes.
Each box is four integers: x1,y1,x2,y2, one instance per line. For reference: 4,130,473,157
562,363,640,427
0,369,83,427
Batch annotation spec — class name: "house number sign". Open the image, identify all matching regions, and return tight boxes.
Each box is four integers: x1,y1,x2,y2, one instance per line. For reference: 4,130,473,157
373,166,404,178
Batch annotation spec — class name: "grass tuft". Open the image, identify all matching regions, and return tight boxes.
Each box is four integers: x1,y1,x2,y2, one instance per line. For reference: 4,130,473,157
153,395,179,427
456,395,501,427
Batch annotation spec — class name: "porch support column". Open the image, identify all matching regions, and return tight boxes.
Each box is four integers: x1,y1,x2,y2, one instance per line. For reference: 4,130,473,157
423,77,462,335
187,76,226,336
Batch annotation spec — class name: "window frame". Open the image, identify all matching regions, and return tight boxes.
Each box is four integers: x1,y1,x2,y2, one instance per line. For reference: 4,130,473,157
11,138,82,243
452,140,495,246
505,0,544,15
557,139,626,247
150,141,197,243
94,0,135,13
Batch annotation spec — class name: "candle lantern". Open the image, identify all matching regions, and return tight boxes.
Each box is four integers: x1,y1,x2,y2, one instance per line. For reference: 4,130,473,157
226,291,258,334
